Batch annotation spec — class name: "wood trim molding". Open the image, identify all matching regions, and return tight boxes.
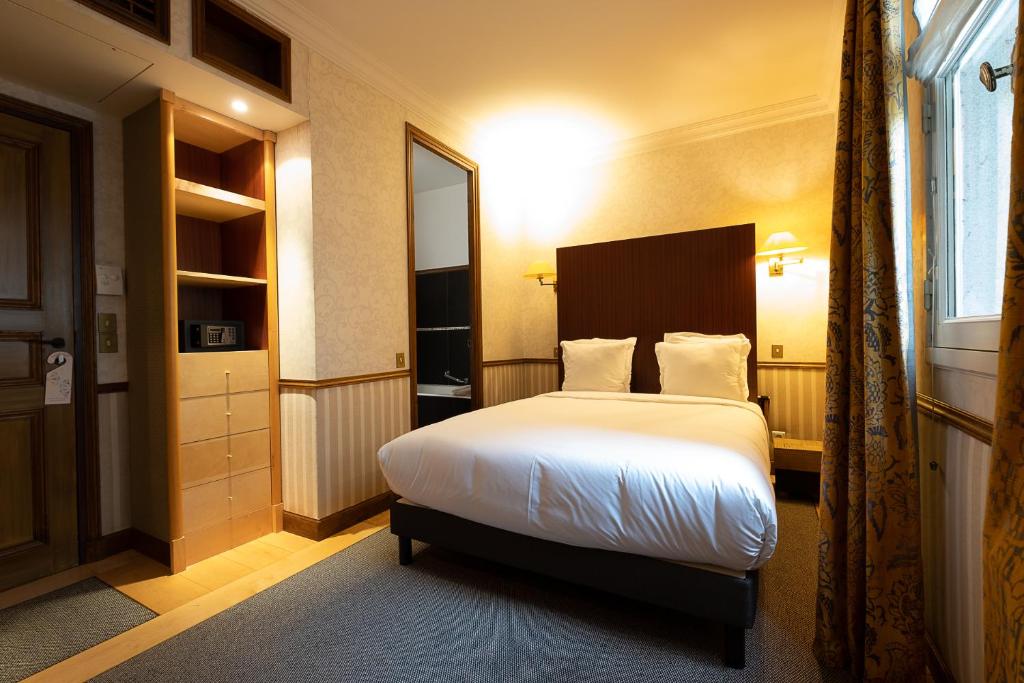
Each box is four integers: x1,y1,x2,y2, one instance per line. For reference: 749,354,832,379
405,123,483,426
279,369,410,390
96,382,129,394
482,358,559,367
283,491,397,541
917,392,994,446
756,361,826,369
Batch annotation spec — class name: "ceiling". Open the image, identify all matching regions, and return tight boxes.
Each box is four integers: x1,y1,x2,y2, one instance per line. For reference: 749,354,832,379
0,0,305,132
280,0,845,144
414,143,468,193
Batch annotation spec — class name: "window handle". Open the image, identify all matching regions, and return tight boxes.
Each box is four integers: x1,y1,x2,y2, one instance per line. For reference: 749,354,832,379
980,62,1013,92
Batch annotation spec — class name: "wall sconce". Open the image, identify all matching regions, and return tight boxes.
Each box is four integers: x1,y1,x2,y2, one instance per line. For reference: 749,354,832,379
757,231,807,277
523,260,557,292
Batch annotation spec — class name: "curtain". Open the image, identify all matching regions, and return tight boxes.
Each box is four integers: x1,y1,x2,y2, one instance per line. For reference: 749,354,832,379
814,0,926,679
984,6,1024,680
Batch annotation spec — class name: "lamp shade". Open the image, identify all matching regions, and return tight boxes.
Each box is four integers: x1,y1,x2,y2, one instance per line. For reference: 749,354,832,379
523,260,556,279
756,231,807,257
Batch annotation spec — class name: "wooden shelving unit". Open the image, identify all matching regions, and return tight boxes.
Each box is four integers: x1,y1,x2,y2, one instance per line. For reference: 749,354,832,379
177,270,267,288
124,90,281,572
174,178,266,222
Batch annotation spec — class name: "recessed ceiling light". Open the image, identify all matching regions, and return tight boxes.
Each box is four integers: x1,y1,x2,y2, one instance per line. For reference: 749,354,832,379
231,99,249,114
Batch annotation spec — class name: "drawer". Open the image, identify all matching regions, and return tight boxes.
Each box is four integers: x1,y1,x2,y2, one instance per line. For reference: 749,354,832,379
179,395,228,444
230,429,270,476
178,353,228,399
182,478,230,534
228,391,269,434
180,437,230,488
178,351,269,398
225,351,269,394
230,467,271,518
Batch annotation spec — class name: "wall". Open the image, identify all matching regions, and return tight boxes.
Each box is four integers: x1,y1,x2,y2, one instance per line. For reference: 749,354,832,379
511,113,837,366
276,50,475,521
414,183,469,271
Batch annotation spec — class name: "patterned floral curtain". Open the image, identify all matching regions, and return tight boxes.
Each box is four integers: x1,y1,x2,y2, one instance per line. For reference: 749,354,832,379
984,5,1024,679
814,0,925,679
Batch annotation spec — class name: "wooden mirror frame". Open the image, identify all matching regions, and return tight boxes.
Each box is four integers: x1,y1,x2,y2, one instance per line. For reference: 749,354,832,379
404,124,483,427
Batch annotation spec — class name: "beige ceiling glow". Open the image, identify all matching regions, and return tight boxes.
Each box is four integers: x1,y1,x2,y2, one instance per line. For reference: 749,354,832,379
474,107,619,243
277,0,843,143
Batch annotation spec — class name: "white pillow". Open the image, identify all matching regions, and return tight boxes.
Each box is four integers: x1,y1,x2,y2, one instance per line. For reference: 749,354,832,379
655,341,747,401
560,337,637,392
663,332,750,399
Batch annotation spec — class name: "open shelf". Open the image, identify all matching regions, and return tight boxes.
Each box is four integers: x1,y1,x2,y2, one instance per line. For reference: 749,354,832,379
177,270,267,288
175,179,265,222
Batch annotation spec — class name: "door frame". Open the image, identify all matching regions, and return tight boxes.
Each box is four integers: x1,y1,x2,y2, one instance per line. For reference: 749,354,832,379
0,93,99,565
404,123,483,427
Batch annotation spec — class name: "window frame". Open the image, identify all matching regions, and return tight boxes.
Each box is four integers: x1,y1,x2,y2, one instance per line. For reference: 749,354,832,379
926,0,1013,353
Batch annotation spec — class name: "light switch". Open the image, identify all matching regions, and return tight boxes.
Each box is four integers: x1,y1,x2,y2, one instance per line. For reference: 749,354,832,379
99,332,118,353
771,344,784,359
98,313,117,332
396,352,406,369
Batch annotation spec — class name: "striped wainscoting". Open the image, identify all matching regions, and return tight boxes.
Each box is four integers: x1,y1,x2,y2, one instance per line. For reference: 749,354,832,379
918,412,991,683
482,360,826,442
756,363,826,441
97,389,131,535
482,360,559,407
279,388,319,519
280,374,411,521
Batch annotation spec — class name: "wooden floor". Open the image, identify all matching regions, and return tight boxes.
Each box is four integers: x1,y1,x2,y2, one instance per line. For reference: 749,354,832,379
0,512,390,682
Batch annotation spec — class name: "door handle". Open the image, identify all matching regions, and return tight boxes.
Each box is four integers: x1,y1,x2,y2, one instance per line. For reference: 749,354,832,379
40,337,66,349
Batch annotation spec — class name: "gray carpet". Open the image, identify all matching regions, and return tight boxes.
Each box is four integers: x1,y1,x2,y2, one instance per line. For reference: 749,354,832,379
100,500,848,682
0,577,155,682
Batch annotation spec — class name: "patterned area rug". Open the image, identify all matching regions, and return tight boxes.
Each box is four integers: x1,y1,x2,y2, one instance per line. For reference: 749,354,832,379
100,500,849,682
0,577,155,681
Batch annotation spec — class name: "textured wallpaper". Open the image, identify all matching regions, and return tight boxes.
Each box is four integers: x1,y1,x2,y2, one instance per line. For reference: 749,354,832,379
512,114,838,363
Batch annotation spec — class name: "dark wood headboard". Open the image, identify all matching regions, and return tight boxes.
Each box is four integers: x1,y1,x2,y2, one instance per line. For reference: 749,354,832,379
556,224,758,398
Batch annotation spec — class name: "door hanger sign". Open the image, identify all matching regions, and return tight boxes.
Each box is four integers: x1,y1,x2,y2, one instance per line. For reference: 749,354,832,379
44,351,73,405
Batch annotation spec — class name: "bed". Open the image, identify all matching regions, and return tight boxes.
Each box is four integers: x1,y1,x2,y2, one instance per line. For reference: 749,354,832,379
381,224,769,668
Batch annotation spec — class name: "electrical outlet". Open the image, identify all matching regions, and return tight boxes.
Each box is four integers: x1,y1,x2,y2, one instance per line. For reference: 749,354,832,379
396,352,406,369
771,344,784,359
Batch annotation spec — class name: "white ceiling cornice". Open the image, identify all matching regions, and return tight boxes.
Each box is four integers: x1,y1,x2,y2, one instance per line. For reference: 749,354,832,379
603,95,836,162
233,0,843,161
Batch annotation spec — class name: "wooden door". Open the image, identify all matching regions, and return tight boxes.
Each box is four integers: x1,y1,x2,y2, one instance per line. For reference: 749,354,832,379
0,110,78,590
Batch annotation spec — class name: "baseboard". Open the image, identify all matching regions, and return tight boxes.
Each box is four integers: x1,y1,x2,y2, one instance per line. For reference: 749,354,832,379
283,491,397,541
131,529,171,566
83,529,133,562
925,630,956,683
82,528,172,567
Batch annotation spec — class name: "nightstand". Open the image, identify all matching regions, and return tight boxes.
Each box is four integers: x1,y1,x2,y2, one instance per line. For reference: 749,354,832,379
773,437,823,473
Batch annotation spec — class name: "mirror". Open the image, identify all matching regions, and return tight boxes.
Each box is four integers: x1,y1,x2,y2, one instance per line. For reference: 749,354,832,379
407,128,481,427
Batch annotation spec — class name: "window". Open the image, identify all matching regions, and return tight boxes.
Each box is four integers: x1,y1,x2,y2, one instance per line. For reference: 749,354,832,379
74,0,170,44
930,0,1016,351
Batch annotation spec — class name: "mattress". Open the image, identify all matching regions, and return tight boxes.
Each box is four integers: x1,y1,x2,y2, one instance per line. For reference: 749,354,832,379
378,391,777,571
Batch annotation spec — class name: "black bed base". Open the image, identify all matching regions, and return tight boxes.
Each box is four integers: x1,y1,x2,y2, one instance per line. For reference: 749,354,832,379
389,500,758,669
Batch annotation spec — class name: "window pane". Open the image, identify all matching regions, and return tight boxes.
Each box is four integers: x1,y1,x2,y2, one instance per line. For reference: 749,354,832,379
950,1,1015,318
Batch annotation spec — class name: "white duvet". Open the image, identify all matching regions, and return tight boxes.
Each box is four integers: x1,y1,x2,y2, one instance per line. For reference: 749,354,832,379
378,391,777,571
